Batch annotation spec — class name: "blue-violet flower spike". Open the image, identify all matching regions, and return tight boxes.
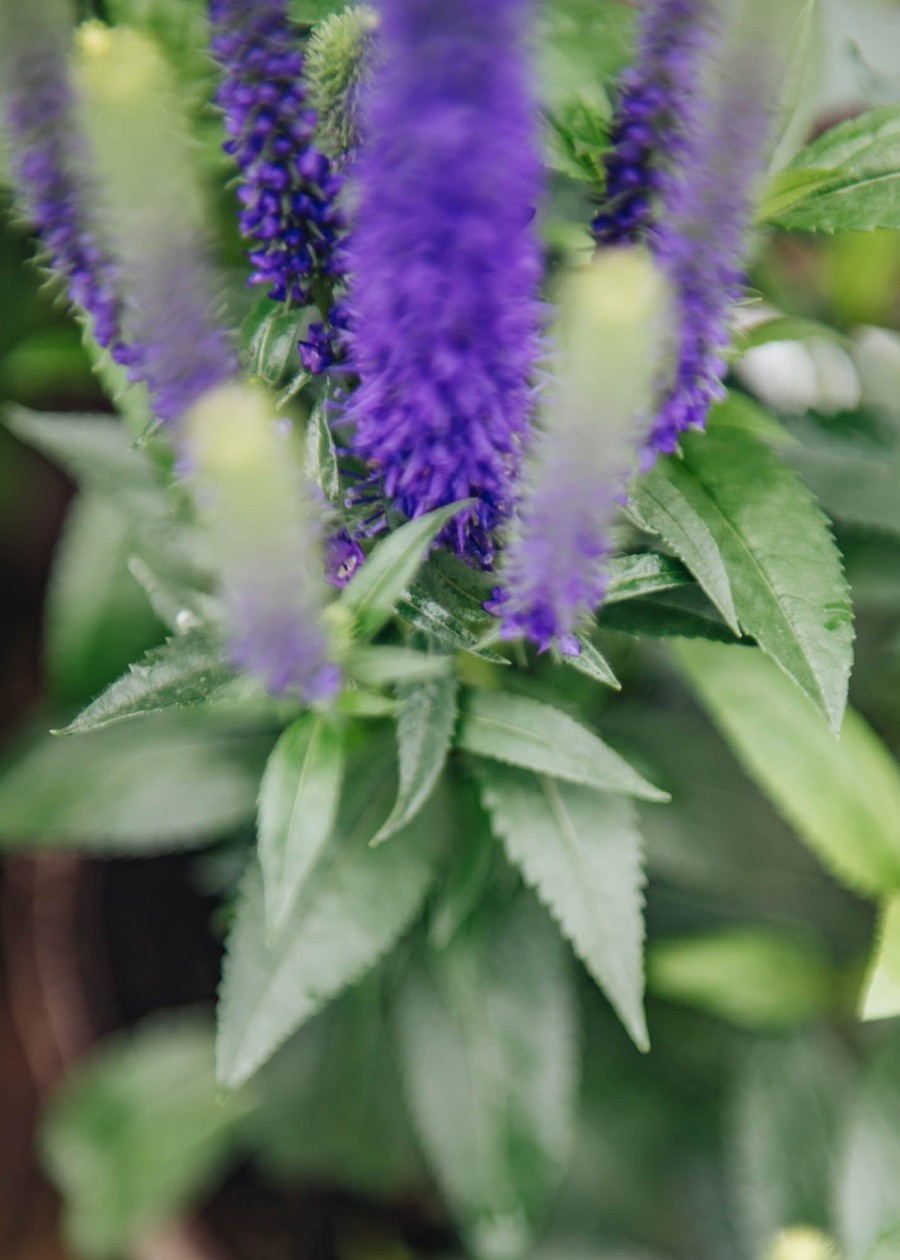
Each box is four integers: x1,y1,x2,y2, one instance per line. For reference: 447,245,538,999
0,9,126,361
210,0,346,307
495,251,671,652
593,0,711,246
344,0,543,565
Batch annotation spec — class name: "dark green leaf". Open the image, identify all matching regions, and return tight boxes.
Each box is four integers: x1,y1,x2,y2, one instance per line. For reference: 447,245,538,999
45,494,164,705
654,422,854,732
374,673,458,845
429,782,496,950
478,763,648,1050
242,296,303,386
457,689,668,802
216,745,447,1088
41,1013,246,1260
396,897,577,1259
340,502,471,639
773,105,900,232
604,553,694,604
399,551,507,662
676,641,900,897
258,714,346,933
600,589,739,643
57,632,270,734
127,556,221,635
559,637,620,689
304,392,341,504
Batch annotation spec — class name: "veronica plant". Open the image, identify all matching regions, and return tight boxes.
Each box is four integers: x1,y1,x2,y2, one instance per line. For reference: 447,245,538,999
5,0,900,1257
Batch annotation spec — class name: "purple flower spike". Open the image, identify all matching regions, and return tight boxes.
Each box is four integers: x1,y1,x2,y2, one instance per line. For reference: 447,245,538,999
210,0,346,308
1,36,126,361
593,0,711,246
650,8,783,453
344,0,543,565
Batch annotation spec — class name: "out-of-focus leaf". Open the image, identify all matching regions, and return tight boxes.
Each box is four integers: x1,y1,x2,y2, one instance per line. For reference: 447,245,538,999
429,781,495,950
478,762,648,1050
837,1037,900,1258
41,1013,247,1260
657,422,854,733
216,745,447,1088
375,672,458,844
862,895,900,1022
396,897,577,1260
457,689,668,802
729,1033,851,1254
676,642,900,897
773,105,900,233
868,1225,900,1260
787,416,900,537
340,502,471,639
45,493,164,704
0,715,267,852
258,714,346,933
344,644,453,687
57,632,271,734
648,927,834,1030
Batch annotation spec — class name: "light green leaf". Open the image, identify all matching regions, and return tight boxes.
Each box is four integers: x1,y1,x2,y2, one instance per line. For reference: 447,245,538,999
862,895,900,1023
0,715,267,852
340,501,471,639
258,714,346,934
396,897,577,1260
662,422,854,732
676,641,900,897
57,632,269,734
304,392,341,504
559,637,620,689
127,556,221,635
837,1039,900,1258
344,644,454,687
45,493,164,705
631,460,740,635
759,168,841,223
375,673,458,845
868,1226,900,1260
773,105,900,232
477,763,648,1050
733,315,846,356
216,745,446,1088
787,417,900,538
649,926,833,1030
41,1013,246,1260
457,689,668,802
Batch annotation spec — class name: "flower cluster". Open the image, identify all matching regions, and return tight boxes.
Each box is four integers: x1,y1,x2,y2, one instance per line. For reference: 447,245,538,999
210,0,346,309
2,36,126,361
343,0,543,564
593,0,710,247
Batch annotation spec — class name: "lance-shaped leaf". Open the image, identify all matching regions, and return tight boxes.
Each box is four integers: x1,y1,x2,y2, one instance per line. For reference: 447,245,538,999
396,897,577,1259
644,420,854,733
862,896,900,1023
477,763,648,1050
375,673,458,845
676,641,900,897
457,689,668,802
217,745,447,1089
340,501,472,640
258,715,346,934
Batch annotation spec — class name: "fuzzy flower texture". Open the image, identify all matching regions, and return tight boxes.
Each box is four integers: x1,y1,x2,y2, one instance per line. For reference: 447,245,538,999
2,35,125,362
210,0,345,317
345,0,543,564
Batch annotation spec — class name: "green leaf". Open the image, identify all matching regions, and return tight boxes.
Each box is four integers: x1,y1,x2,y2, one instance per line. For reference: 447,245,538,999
127,557,221,635
651,421,854,732
787,416,900,538
41,1013,246,1260
733,315,847,356
340,501,471,639
216,744,447,1088
241,296,303,386
399,550,507,662
344,644,454,687
676,641,900,897
559,637,620,689
773,105,900,232
457,689,668,802
600,588,739,644
429,781,496,950
477,763,648,1050
862,895,900,1023
5,407,165,510
304,391,341,504
729,1033,850,1255
868,1227,900,1260
45,493,164,705
57,632,270,734
396,897,577,1260
374,673,458,845
258,714,346,934
0,715,266,852
837,1039,900,1258
649,926,833,1030
603,553,694,604
759,168,842,223
631,459,740,634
